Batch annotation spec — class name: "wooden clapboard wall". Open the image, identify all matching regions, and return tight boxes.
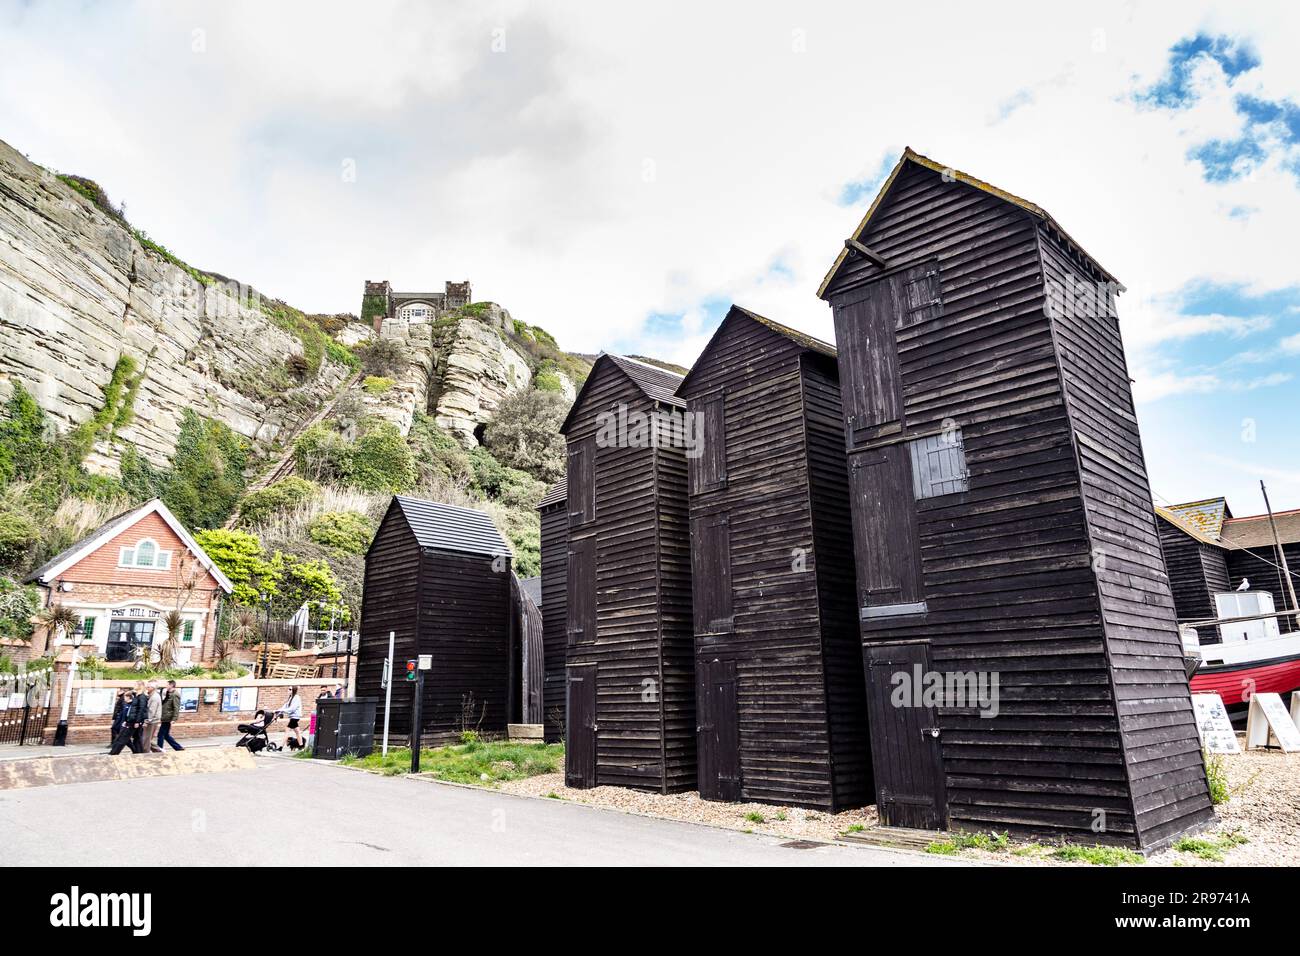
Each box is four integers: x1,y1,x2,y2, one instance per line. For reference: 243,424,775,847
357,498,513,743
678,307,871,811
1156,516,1230,625
560,355,695,793
821,151,1213,850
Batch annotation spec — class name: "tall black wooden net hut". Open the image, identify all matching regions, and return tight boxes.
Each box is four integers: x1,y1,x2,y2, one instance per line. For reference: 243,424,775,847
357,496,515,742
819,148,1214,850
537,478,569,742
559,354,695,792
676,306,871,810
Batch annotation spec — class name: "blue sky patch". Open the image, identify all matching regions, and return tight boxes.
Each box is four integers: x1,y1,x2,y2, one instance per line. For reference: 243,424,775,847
1136,33,1259,108
838,152,896,207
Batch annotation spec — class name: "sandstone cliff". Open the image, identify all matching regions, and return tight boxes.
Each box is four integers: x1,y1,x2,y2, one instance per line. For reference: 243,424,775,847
0,139,350,474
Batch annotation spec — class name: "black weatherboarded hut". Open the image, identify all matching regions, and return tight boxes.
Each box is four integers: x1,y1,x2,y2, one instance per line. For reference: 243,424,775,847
537,478,568,742
357,496,514,742
677,306,871,810
560,354,695,792
819,149,1214,851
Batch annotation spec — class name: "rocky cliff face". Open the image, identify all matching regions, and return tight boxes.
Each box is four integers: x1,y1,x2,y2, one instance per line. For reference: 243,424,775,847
0,139,350,474
429,313,535,444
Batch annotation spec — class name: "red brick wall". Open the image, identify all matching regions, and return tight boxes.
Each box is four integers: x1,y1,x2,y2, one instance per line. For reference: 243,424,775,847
61,512,221,592
45,679,350,745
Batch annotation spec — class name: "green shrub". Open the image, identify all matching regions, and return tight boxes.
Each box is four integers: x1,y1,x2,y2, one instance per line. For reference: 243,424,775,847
482,389,568,482
324,339,358,369
355,338,405,377
192,528,272,606
407,413,473,487
0,384,55,485
238,477,319,526
307,511,375,555
533,371,564,392
1204,751,1230,805
163,410,247,529
293,423,354,485
0,511,40,570
349,419,417,493
0,576,39,641
119,446,167,502
362,375,395,395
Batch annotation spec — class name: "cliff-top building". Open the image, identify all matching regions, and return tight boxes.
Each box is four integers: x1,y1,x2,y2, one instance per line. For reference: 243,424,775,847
362,279,472,329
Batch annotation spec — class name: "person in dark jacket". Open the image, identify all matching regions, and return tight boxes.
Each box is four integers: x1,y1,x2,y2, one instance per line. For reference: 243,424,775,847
157,680,184,751
110,682,149,755
108,690,132,749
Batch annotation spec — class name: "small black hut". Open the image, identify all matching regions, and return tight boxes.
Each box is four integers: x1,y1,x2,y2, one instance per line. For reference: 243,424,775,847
676,306,871,811
559,354,695,792
819,149,1214,851
537,478,569,742
357,496,517,742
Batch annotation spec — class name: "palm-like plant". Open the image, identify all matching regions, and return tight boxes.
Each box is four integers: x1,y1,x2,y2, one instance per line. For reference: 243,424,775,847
39,603,81,648
229,609,260,648
157,609,184,670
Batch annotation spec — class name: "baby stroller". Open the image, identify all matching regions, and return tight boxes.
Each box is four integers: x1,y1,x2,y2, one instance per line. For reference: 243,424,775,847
235,709,281,753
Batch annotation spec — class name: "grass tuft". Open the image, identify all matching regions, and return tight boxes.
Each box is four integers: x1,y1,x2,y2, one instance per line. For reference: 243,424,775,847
339,741,563,786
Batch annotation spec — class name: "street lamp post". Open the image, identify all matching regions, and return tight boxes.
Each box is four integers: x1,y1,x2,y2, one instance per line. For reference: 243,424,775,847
52,624,85,747
260,595,272,678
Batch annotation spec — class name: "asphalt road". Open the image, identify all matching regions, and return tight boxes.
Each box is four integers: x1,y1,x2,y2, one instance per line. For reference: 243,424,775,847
0,758,968,867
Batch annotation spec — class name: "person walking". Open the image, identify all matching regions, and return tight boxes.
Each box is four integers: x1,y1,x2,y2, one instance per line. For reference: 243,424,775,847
278,686,303,750
142,681,163,753
109,690,132,749
157,680,184,751
109,682,148,755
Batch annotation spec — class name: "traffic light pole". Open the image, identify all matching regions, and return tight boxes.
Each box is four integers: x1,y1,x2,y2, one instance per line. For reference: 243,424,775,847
410,667,425,774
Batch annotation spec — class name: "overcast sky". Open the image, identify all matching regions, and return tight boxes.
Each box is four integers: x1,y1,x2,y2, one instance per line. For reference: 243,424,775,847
2,0,1299,512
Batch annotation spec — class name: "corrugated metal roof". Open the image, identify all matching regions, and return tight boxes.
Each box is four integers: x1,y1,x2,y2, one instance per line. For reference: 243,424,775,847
1164,497,1230,540
678,304,836,396
390,496,510,557
1221,509,1300,550
519,575,543,607
819,147,1122,299
537,477,567,508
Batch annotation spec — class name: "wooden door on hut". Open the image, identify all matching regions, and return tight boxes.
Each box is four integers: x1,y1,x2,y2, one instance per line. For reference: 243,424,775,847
559,354,695,793
819,149,1214,851
676,306,872,811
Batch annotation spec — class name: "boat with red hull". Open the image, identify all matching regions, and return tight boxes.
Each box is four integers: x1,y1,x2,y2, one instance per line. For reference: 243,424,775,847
1187,634,1300,707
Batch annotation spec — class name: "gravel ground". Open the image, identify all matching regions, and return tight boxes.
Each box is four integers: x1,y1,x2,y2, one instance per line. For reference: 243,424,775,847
500,736,1299,865
1149,741,1300,867
500,772,879,842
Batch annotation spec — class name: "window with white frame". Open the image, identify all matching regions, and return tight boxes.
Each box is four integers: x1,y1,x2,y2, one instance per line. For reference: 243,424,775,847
119,538,173,570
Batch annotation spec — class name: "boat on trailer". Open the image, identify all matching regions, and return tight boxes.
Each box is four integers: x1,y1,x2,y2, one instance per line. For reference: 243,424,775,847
1182,589,1300,707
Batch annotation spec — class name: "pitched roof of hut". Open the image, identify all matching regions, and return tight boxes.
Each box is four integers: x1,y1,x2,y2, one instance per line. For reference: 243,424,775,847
386,496,510,557
677,304,835,396
818,147,1121,298
560,353,686,433
537,477,567,509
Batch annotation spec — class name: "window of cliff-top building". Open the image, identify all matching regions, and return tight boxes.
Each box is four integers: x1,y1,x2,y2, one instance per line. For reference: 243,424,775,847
399,302,433,320
118,537,173,570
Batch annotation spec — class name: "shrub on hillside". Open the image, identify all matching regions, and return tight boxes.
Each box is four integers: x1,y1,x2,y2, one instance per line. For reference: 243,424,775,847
349,419,417,493
192,528,273,606
468,447,544,508
0,512,39,573
355,338,405,377
482,388,568,483
363,375,395,394
307,511,375,556
0,576,39,641
164,410,247,529
407,413,474,488
293,423,354,485
238,477,319,526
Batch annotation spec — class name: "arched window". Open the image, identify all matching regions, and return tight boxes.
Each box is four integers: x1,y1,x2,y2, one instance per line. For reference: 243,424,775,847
118,538,173,569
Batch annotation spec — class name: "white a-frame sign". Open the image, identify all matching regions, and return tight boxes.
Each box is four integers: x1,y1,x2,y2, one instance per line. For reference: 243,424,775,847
1245,692,1300,752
